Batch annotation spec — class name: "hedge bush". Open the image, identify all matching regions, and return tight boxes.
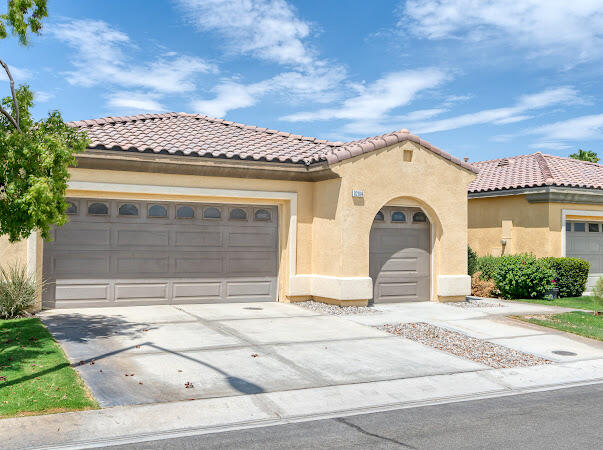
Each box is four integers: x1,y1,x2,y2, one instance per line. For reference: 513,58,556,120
468,246,478,276
493,254,555,299
476,255,502,281
543,257,590,298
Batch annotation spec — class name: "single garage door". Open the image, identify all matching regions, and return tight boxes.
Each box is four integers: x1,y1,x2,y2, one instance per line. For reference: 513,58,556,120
369,206,430,303
566,220,603,291
43,199,278,308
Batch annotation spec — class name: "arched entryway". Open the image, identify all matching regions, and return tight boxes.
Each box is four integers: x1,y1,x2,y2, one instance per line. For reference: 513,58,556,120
369,206,431,303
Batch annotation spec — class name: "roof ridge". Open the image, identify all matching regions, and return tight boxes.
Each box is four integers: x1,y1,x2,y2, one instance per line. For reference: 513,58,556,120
534,152,554,185
471,153,536,165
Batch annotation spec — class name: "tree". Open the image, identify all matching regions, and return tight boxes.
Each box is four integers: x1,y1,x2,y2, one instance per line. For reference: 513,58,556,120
0,0,88,243
569,149,599,163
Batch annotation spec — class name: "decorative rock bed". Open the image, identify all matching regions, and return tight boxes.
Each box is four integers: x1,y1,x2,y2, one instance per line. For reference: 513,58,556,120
379,322,551,368
296,300,379,315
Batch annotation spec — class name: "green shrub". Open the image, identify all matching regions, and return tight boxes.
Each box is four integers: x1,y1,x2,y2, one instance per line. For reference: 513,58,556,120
493,254,555,299
476,255,502,280
0,264,39,319
543,257,590,297
468,246,478,276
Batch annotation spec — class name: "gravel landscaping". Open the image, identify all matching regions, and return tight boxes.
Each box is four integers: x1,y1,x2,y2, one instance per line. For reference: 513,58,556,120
296,300,379,315
445,298,506,309
379,322,551,368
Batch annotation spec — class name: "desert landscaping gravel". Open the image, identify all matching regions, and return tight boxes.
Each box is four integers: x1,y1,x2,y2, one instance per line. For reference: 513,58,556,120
296,300,379,315
445,298,506,309
379,322,551,368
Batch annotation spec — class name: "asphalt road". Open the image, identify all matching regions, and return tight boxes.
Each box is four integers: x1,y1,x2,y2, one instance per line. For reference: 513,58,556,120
107,383,603,449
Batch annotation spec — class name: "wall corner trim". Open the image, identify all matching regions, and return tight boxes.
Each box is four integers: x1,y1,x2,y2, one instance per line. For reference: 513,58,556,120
437,275,470,297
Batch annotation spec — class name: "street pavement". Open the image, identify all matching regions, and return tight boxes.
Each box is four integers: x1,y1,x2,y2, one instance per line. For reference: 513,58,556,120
106,383,603,449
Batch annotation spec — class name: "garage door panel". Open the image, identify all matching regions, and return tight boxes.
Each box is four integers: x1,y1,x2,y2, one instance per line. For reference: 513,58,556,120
117,229,169,246
54,227,111,246
175,230,223,247
52,255,111,275
116,256,170,274
226,280,273,298
43,200,278,308
55,284,109,301
228,230,276,248
173,282,222,300
115,283,168,300
227,253,276,274
174,256,224,275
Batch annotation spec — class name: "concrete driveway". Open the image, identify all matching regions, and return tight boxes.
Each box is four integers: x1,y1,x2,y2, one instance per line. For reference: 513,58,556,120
40,302,484,407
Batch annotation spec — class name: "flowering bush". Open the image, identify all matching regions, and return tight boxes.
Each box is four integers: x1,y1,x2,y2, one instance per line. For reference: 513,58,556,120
542,257,590,297
493,254,555,299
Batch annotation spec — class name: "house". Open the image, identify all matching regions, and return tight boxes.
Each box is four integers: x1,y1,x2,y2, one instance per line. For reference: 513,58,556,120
468,152,603,290
0,113,476,310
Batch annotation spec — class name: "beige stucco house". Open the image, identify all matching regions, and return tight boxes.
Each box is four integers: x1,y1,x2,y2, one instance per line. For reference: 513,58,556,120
0,113,476,310
468,152,603,290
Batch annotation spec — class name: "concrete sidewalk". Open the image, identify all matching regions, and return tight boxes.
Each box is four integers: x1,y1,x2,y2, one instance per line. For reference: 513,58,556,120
3,359,603,450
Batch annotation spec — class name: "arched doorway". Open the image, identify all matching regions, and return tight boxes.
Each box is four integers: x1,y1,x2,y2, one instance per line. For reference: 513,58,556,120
369,206,430,303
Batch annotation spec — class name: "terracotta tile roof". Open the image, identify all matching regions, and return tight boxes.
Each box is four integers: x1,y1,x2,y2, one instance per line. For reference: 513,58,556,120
68,112,476,172
469,152,603,193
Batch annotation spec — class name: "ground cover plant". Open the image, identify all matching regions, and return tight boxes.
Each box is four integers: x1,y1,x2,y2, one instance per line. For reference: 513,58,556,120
518,312,602,342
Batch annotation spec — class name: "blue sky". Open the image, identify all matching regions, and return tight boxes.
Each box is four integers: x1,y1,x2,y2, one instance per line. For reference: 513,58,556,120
2,0,602,162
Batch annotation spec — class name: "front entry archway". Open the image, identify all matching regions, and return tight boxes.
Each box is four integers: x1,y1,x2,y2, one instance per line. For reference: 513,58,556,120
369,206,430,303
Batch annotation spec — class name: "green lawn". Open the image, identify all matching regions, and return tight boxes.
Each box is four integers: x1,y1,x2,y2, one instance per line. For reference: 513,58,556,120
518,312,603,342
0,318,98,418
507,296,603,312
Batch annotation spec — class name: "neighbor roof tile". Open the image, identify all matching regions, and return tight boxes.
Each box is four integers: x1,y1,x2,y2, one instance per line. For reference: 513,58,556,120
469,152,603,192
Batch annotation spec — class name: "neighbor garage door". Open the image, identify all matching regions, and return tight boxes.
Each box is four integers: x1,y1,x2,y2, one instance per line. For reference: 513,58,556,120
43,199,278,308
566,220,603,291
369,206,430,303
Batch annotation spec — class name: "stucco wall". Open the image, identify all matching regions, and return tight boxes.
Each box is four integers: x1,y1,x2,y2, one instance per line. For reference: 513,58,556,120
0,236,27,270
468,195,603,257
19,140,475,307
312,141,475,301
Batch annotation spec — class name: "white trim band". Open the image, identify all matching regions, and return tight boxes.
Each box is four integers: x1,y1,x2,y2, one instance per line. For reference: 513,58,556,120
289,275,373,300
437,275,470,297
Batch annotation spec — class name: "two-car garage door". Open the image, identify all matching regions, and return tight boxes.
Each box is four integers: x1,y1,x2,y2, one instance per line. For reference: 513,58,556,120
566,220,603,291
43,199,278,308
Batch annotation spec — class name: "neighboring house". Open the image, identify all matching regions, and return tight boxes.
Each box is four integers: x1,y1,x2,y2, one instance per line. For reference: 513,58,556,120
0,113,476,310
468,152,603,290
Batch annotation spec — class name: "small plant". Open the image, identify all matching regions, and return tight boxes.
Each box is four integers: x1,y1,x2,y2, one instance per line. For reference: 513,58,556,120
592,277,603,316
0,264,40,319
468,246,478,276
471,272,496,298
493,254,555,299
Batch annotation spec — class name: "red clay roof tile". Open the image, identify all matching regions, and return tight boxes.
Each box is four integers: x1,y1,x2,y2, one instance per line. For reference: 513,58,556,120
68,112,476,172
469,152,603,192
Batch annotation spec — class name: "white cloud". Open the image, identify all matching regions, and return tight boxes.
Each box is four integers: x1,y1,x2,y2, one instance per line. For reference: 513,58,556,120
0,65,32,82
282,68,447,122
51,19,215,94
529,141,572,150
34,91,54,102
529,114,603,141
411,87,581,134
177,0,314,67
192,66,346,117
106,91,166,112
402,0,603,64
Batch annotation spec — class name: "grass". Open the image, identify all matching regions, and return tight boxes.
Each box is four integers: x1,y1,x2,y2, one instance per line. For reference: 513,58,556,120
518,311,603,342
0,318,98,418
507,296,603,312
